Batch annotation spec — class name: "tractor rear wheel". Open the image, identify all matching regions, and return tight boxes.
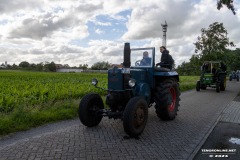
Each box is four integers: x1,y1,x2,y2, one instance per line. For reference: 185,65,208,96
196,81,200,91
216,82,220,92
154,78,180,120
220,77,226,91
79,93,104,127
123,97,148,137
201,84,207,90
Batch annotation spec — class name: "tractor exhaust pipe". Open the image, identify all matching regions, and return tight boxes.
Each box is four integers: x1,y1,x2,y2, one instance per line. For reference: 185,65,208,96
122,43,131,89
123,42,131,68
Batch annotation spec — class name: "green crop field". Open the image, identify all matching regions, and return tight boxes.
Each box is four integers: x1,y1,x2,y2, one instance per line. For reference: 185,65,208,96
0,70,198,136
0,71,107,113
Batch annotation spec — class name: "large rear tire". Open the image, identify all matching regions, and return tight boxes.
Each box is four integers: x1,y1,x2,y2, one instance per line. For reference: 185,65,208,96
123,97,148,137
200,84,207,90
216,82,220,93
220,76,226,91
196,81,200,91
79,93,104,127
154,79,181,120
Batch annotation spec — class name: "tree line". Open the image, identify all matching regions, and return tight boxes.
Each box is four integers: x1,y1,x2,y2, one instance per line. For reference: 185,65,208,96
0,61,112,72
177,22,240,75
0,61,58,72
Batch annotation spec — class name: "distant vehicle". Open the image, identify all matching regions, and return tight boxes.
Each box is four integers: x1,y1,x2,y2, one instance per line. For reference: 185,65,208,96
229,70,239,81
237,70,240,77
196,61,227,92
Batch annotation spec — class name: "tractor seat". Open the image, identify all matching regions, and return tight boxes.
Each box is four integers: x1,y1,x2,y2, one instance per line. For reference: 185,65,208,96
155,63,172,72
154,67,171,72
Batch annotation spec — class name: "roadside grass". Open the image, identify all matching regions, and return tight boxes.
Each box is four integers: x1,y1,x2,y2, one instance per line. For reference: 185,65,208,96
0,99,79,136
0,75,199,136
179,76,199,92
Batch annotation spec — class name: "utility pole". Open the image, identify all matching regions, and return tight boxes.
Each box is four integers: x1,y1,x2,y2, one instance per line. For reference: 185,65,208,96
161,20,168,47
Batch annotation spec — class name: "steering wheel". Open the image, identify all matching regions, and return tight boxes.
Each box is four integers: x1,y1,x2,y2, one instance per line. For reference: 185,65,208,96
135,60,141,66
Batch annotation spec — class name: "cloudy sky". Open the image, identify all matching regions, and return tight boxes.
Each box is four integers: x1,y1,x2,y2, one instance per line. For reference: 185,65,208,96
0,0,239,67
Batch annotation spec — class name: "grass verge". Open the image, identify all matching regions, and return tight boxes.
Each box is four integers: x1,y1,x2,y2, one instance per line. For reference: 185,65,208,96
179,76,199,92
0,99,79,136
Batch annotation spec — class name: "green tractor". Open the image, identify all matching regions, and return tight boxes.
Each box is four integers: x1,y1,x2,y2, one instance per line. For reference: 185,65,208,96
196,61,227,92
79,43,181,137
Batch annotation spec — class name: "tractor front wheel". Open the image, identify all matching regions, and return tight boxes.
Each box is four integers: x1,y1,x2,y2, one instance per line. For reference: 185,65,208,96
79,93,104,127
123,97,148,137
154,79,180,120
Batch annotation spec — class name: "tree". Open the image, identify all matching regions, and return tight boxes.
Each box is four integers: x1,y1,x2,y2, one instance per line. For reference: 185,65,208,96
30,63,37,70
177,48,240,75
217,0,236,15
49,62,57,72
44,61,56,72
36,62,44,71
19,61,30,68
12,63,18,69
176,55,202,76
91,61,111,70
177,22,237,76
194,22,235,62
79,64,88,70
224,48,240,71
63,64,70,68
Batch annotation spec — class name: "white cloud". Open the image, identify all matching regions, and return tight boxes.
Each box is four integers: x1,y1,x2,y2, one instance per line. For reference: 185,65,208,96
95,29,104,34
94,21,112,26
0,0,240,67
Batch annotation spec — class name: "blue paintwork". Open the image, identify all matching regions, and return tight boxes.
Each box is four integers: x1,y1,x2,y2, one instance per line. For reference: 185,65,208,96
134,82,151,104
106,47,179,103
154,70,179,76
108,67,123,90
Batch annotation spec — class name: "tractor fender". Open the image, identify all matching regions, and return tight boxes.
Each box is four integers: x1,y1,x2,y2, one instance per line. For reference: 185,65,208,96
134,82,151,104
154,71,178,77
154,71,179,82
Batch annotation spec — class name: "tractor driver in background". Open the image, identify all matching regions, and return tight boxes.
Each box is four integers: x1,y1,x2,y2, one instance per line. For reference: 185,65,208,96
201,63,210,73
214,62,227,81
140,51,151,66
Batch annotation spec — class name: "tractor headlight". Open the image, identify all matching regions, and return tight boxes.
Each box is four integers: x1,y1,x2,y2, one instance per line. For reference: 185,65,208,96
92,78,98,86
128,79,136,87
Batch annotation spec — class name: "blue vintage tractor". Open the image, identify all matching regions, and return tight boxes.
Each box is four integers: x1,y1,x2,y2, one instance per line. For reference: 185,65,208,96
79,43,181,137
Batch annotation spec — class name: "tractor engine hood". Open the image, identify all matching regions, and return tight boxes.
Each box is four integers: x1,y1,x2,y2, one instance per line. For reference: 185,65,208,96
108,42,131,91
108,67,131,91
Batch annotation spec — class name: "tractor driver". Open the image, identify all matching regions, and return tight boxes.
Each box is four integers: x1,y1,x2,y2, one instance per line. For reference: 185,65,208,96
202,63,210,73
140,51,151,66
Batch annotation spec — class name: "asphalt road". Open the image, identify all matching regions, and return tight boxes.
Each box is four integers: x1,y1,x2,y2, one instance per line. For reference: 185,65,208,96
194,122,240,160
0,81,240,160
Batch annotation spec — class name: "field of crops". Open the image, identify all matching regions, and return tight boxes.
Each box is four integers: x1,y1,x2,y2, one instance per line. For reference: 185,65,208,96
0,71,199,113
0,71,107,113
0,70,198,135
